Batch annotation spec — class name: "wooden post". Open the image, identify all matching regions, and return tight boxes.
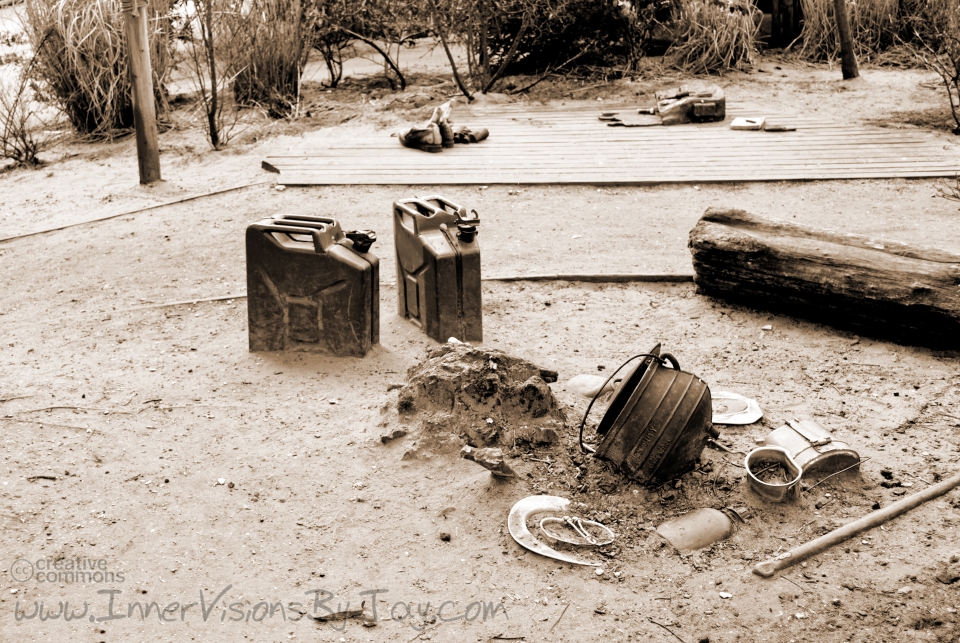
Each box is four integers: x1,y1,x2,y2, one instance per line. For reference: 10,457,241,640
122,0,162,184
832,0,859,80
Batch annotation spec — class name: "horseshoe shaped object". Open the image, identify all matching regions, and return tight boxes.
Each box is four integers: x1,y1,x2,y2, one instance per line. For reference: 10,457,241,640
507,495,601,567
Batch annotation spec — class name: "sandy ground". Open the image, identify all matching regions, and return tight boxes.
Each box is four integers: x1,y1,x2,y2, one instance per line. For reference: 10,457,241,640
2,15,960,642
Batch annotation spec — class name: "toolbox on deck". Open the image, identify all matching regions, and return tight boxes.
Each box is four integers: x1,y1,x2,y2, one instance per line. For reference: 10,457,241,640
393,196,482,343
246,214,379,356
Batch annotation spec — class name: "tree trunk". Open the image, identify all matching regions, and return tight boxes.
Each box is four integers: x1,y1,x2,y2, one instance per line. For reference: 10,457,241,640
832,0,859,79
688,208,960,348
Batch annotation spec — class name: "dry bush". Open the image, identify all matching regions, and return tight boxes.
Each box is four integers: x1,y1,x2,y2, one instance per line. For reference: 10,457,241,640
22,0,173,139
0,63,57,167
796,0,899,60
666,0,760,73
230,0,312,118
179,0,246,148
306,0,423,91
912,0,960,134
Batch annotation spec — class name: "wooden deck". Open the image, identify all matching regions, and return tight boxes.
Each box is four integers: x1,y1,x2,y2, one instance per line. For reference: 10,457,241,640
262,103,960,185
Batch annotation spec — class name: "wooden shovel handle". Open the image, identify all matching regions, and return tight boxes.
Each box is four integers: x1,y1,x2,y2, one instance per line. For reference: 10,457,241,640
753,470,960,578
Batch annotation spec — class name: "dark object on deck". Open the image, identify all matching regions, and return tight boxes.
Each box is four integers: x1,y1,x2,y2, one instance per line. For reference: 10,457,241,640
394,196,482,343
246,214,379,356
688,208,960,349
656,85,726,125
581,344,717,485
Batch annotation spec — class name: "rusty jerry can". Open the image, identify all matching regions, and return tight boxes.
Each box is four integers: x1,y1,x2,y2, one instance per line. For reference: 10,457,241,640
393,196,481,343
246,214,379,356
585,344,717,484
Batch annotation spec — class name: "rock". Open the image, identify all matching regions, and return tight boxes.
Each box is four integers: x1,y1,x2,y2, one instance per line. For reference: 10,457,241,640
460,446,517,478
439,532,451,542
719,592,732,599
539,368,559,383
381,428,408,444
936,564,960,585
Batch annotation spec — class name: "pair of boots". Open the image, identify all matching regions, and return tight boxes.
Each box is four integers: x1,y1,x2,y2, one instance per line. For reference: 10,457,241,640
399,100,489,153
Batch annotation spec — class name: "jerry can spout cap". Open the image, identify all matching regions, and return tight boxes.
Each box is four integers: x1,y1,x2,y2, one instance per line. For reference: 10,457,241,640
345,230,377,253
457,223,477,243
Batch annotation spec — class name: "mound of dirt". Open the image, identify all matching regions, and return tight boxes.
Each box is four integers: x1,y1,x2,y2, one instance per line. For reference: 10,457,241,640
395,342,567,449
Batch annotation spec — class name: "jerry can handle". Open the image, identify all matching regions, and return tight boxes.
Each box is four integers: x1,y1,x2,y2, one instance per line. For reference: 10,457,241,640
257,224,332,254
578,352,671,454
272,214,338,226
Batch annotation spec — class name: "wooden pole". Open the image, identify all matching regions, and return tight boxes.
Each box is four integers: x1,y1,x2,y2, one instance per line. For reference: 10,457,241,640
832,0,859,80
122,0,162,184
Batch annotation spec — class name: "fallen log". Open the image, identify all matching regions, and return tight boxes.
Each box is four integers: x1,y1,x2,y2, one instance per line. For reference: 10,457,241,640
688,208,960,349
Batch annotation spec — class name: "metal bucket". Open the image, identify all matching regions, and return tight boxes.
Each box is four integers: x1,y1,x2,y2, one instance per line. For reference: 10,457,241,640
590,344,717,484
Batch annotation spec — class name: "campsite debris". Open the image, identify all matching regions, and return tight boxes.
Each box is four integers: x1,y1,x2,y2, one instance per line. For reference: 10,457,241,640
745,446,803,502
731,117,765,130
393,196,482,342
246,215,379,356
656,508,737,550
581,344,717,484
381,428,408,444
460,445,517,478
762,419,860,480
567,374,618,398
399,100,487,151
711,391,763,425
689,208,960,348
753,470,960,577
508,496,602,566
539,515,615,547
600,84,724,127
656,84,726,125
311,602,367,622
453,127,489,144
762,122,797,132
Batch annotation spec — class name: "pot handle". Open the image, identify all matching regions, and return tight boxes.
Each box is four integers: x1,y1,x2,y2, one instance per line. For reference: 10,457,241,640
578,352,670,454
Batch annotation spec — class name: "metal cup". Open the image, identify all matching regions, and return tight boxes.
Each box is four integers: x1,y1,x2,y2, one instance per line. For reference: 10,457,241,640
745,446,803,502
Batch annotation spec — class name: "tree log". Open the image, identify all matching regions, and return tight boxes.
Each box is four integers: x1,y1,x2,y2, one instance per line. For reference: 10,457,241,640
688,208,960,349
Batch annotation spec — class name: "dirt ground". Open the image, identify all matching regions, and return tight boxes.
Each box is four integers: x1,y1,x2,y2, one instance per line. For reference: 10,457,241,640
2,11,960,641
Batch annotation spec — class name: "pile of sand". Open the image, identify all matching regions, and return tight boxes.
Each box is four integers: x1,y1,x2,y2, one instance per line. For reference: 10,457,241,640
394,342,566,451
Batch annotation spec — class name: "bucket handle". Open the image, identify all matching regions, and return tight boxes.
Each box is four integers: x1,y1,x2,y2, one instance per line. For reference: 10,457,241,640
578,352,679,454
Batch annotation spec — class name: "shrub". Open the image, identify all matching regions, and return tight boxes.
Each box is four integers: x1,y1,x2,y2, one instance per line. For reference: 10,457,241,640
230,0,312,118
796,0,899,61
0,63,55,167
911,0,960,133
22,0,173,139
666,0,760,73
431,0,644,97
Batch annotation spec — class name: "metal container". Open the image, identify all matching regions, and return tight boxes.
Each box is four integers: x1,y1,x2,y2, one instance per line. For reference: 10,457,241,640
393,196,481,343
657,508,735,551
745,446,803,502
246,214,379,356
593,344,717,484
763,419,860,480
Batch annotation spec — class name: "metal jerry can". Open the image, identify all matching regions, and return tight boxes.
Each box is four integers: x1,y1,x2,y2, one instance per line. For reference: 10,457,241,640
246,214,379,356
393,196,481,343
591,344,717,484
